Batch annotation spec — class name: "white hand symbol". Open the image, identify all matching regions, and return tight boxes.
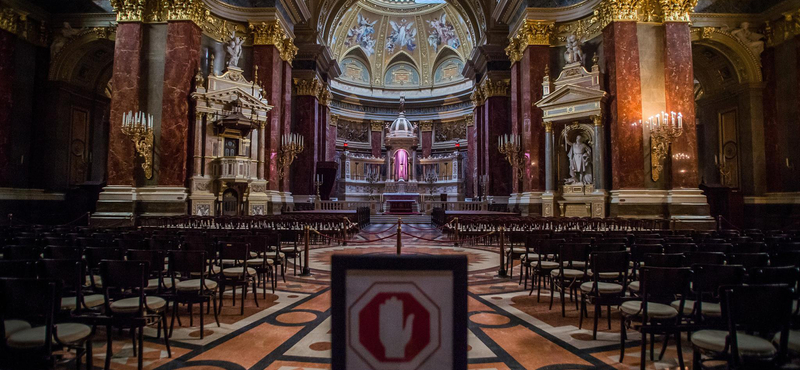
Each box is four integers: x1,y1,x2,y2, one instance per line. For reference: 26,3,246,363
378,296,415,359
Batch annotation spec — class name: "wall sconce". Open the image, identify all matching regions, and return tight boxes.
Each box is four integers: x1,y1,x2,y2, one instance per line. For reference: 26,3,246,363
498,134,525,179
278,133,304,180
647,111,683,181
121,111,154,179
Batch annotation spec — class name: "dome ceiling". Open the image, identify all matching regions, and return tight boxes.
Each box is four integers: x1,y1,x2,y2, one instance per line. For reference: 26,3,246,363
329,0,474,89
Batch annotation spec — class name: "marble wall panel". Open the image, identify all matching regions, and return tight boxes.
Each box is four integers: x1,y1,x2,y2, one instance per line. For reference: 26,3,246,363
253,45,283,191
664,22,699,188
0,30,14,186
292,95,319,195
521,45,549,192
762,48,782,192
107,23,143,186
485,96,512,196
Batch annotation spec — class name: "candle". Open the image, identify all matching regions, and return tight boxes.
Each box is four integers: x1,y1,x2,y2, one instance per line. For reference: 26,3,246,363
677,113,683,129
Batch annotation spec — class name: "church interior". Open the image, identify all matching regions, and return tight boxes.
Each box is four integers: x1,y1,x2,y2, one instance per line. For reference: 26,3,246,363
1,0,800,369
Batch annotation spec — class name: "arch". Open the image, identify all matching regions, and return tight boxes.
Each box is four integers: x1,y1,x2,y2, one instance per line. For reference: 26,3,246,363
340,47,373,85
431,46,461,68
690,28,762,83
432,56,464,85
384,62,420,87
386,51,418,69
49,30,115,83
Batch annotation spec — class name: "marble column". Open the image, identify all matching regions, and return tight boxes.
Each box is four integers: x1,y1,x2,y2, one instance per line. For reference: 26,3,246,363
604,21,644,189
0,29,14,186
281,61,292,192
371,121,383,158
257,122,266,180
292,78,321,195
253,44,283,191
326,112,337,161
519,45,549,192
592,116,606,190
482,79,512,196
421,121,433,158
664,22,698,188
762,48,782,192
108,22,144,186
544,122,554,192
159,21,201,186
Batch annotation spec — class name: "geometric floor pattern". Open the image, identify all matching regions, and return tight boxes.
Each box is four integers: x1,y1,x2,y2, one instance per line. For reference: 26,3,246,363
63,224,697,369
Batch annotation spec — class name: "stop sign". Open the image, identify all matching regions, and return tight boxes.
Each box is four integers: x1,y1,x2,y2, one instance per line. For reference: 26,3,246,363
348,282,441,370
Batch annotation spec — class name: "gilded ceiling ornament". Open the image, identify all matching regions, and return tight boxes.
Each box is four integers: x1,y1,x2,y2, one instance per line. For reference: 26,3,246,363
294,78,323,97
110,0,147,22
420,120,433,132
480,78,510,98
371,120,384,131
658,0,697,22
165,0,206,25
0,7,19,34
506,20,553,64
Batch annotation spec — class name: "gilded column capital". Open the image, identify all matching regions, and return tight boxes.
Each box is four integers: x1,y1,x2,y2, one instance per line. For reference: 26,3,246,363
0,7,19,34
544,121,552,132
465,115,474,127
250,20,296,64
480,78,510,98
420,120,433,132
506,20,554,64
164,0,207,25
598,0,642,24
592,115,603,126
280,37,298,64
659,0,696,22
110,0,147,22
318,86,332,106
470,87,484,107
294,78,323,97
371,120,384,132
330,114,339,127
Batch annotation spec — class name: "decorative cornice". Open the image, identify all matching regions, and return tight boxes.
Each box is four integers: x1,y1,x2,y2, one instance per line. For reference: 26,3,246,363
470,87,484,107
659,0,697,22
249,20,297,64
420,120,433,132
370,120,384,132
330,114,339,127
465,115,474,127
110,0,147,22
294,77,323,96
506,20,555,64
598,0,642,24
480,78,510,98
0,7,19,34
165,0,207,25
318,86,332,106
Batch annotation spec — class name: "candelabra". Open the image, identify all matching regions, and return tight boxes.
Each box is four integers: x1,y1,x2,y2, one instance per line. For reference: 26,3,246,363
647,111,683,181
366,167,379,201
121,111,154,179
715,154,731,186
314,174,323,208
498,134,526,179
423,169,438,195
479,174,489,202
278,133,304,180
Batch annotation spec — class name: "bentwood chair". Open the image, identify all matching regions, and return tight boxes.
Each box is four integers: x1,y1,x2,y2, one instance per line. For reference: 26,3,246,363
216,242,259,315
37,259,104,313
527,239,563,301
168,250,219,339
550,243,590,317
579,251,629,339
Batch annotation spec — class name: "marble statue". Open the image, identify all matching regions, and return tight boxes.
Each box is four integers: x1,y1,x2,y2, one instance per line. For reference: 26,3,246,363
51,22,81,58
226,31,244,68
564,34,584,64
565,133,592,184
731,22,764,58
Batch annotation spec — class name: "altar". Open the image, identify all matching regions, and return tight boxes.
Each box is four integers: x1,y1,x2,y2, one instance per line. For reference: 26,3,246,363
383,193,420,214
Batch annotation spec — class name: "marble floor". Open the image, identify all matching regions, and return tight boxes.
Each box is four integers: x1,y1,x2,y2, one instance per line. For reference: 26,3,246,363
63,224,699,370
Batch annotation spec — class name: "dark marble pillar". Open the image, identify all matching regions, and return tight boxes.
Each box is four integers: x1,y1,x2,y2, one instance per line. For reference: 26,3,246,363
510,62,520,193
421,122,432,158
292,88,319,195
465,118,476,198
108,22,144,186
0,29,14,186
281,61,292,191
483,83,512,196
519,45,549,193
159,21,201,186
371,121,382,158
325,108,336,161
604,21,644,189
762,48,782,192
253,45,283,191
664,22,698,188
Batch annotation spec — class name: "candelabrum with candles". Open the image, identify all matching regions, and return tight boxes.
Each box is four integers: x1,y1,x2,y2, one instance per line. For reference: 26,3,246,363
121,111,155,179
314,174,323,208
424,168,438,195
366,167,379,201
278,133,304,180
714,154,731,186
498,134,526,179
479,174,489,202
646,111,683,181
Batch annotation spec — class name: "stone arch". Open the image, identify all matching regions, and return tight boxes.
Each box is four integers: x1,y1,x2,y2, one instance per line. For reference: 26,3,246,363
691,28,762,84
49,29,116,85
386,51,418,69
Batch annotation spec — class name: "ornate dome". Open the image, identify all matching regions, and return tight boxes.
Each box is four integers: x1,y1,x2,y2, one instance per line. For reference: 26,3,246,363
387,97,416,138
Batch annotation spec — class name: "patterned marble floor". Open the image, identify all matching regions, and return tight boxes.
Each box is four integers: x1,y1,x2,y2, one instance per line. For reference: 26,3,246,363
64,224,699,370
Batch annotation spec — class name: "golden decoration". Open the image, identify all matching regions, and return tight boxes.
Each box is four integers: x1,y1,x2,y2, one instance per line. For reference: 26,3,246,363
420,120,433,132
110,0,147,22
318,86,332,106
164,0,207,25
701,26,715,39
280,37,298,64
597,0,642,25
330,114,339,127
371,120,384,132
294,78,323,97
592,115,602,127
249,21,297,64
763,10,800,48
544,121,552,132
0,7,18,34
465,116,474,127
658,0,697,22
480,78,510,98
506,20,554,64
470,87,484,107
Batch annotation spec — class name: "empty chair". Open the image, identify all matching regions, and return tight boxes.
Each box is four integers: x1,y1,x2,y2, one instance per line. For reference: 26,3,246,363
216,242,259,315
683,252,726,267
643,253,684,268
726,253,770,269
697,243,732,254
168,250,220,339
37,259,104,312
579,251,629,339
550,243,589,317
682,264,746,324
0,260,35,278
664,243,696,254
43,245,82,260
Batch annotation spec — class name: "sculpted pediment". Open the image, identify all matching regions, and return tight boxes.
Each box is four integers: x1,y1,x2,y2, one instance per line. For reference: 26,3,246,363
534,84,606,109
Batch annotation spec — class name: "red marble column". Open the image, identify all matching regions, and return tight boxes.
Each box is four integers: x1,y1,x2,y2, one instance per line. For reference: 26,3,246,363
108,23,144,186
317,102,326,162
292,94,319,195
421,129,432,157
371,128,382,157
159,21,201,186
604,21,645,189
253,45,283,191
325,110,336,161
281,61,292,191
510,62,520,193
520,46,549,192
484,95,512,196
664,22,698,188
762,48,782,192
466,121,476,197
0,29,15,186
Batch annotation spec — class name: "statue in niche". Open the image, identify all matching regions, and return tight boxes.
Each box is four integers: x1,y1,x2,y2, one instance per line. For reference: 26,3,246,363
730,22,764,58
564,34,584,65
225,30,244,68
564,131,592,185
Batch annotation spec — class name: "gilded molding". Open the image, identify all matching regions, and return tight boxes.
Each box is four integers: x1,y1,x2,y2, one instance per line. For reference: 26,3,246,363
659,0,696,22
598,0,641,25
249,21,297,63
506,20,554,64
110,0,147,22
480,78,510,98
318,86,332,106
763,11,800,48
465,115,474,127
370,120,384,132
470,87,484,107
592,115,602,126
330,114,339,127
294,78,323,96
420,120,433,132
0,7,19,34
165,0,207,25
544,121,552,132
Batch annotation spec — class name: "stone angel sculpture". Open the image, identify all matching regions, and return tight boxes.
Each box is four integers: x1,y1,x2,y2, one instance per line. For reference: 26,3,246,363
564,34,584,65
564,131,592,185
731,22,764,58
225,30,244,68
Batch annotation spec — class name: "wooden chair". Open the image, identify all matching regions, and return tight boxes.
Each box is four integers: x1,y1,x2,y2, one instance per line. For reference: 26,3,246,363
579,251,629,339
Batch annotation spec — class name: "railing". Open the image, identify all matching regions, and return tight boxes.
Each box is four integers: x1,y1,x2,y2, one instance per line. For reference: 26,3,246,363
214,156,253,181
318,200,377,211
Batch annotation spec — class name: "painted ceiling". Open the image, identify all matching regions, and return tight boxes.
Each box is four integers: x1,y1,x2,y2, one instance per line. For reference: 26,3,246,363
329,0,474,89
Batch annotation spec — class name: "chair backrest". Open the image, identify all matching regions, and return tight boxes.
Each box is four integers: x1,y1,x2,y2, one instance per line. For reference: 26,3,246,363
726,253,770,268
127,249,166,276
631,244,664,263
664,243,696,254
558,243,590,266
640,267,692,309
37,259,84,292
218,241,250,262
770,251,800,267
84,247,124,270
3,246,41,260
100,260,148,312
593,243,626,252
683,252,725,266
242,235,268,254
749,266,800,288
722,284,793,366
775,242,800,252
697,243,732,254
590,251,629,275
0,278,60,350
643,253,684,268
691,264,746,297
169,250,207,278
0,260,36,278
117,238,148,251
732,242,766,254
43,245,82,260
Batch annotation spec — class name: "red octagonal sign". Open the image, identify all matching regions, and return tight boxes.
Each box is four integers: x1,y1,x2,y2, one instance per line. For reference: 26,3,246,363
348,282,441,370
